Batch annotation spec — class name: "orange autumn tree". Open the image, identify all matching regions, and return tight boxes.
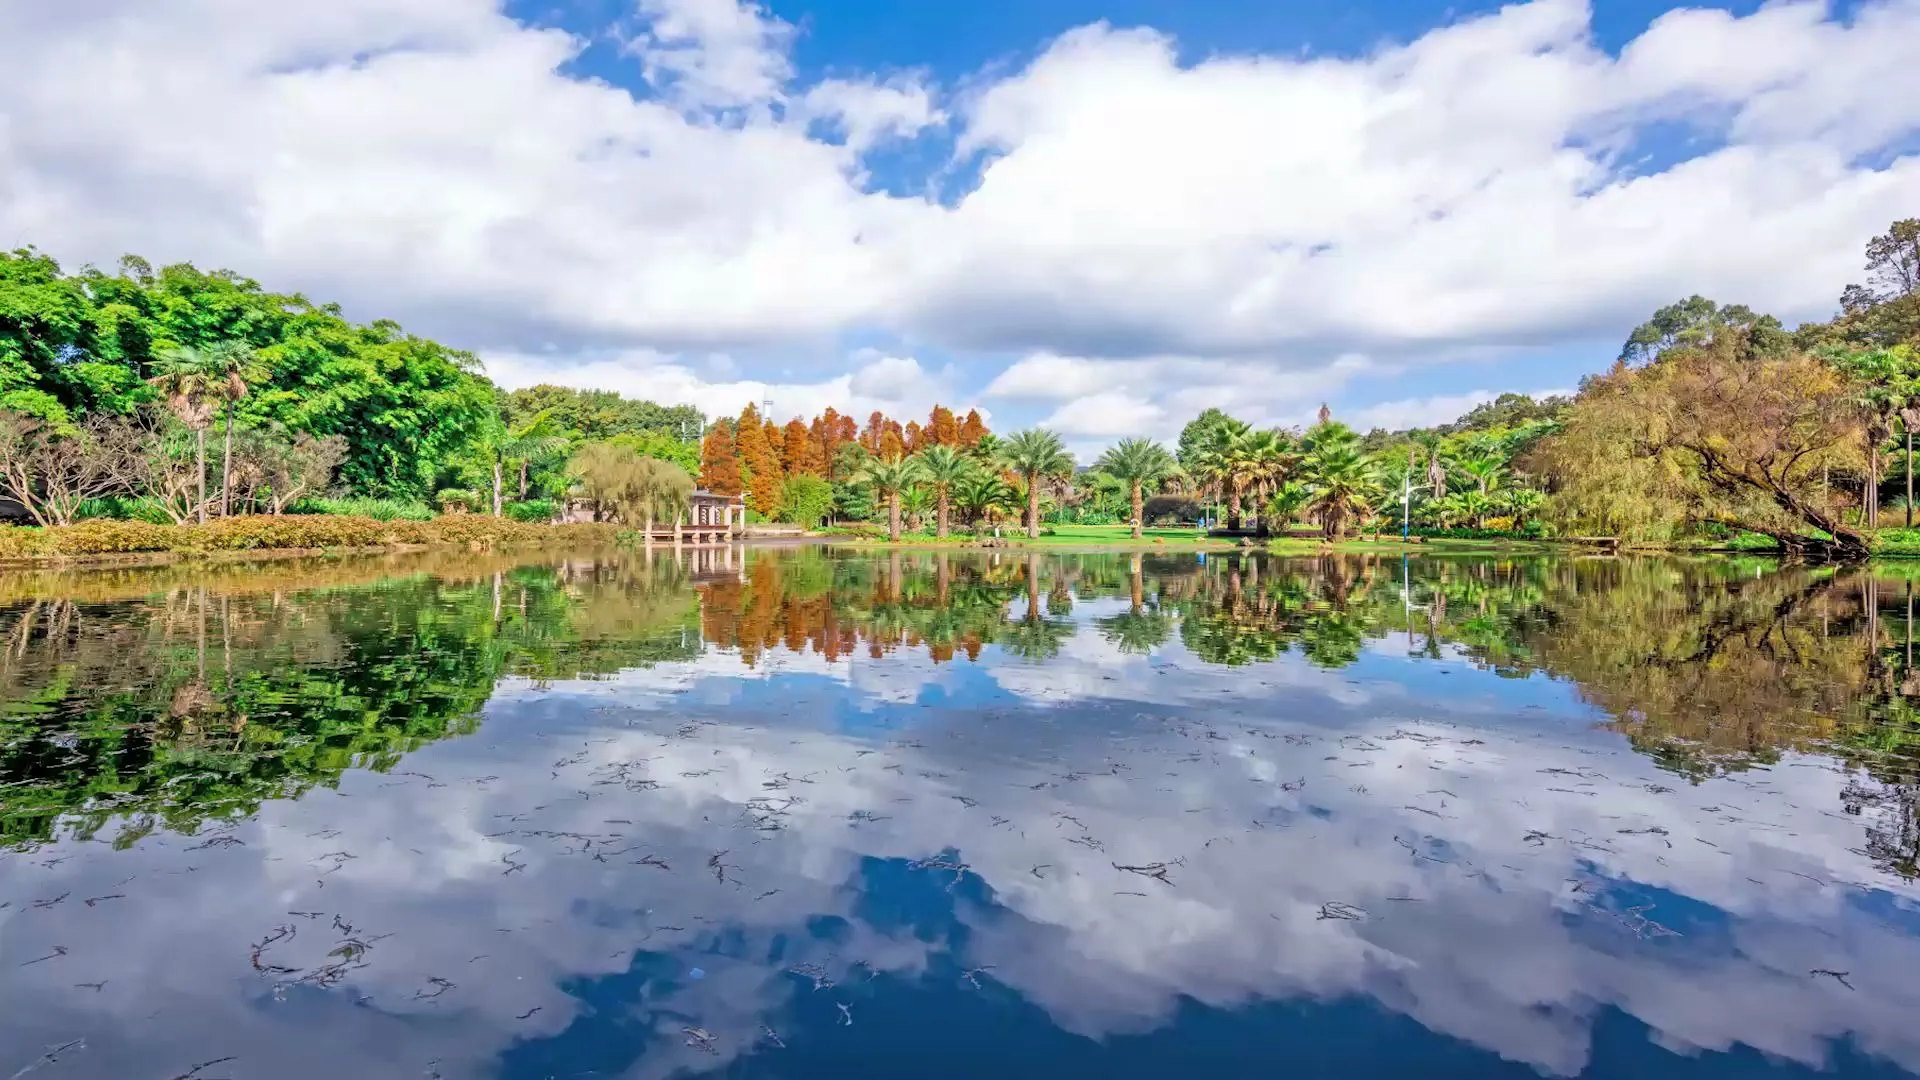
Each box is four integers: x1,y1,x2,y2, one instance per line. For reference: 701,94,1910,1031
928,405,960,446
782,418,822,476
958,409,987,447
735,403,784,518
699,420,743,496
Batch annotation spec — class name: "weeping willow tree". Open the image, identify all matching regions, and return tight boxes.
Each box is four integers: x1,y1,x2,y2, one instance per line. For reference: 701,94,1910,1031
568,442,695,531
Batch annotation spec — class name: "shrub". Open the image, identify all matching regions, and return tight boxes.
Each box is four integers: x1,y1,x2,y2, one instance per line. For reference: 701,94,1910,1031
75,496,174,525
435,489,479,514
505,499,557,523
0,516,619,559
288,496,435,522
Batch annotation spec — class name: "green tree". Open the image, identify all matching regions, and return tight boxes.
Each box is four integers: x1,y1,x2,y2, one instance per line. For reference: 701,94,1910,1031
777,474,834,528
1095,437,1177,538
145,345,223,522
998,429,1075,539
955,472,1014,528
913,444,975,538
1177,407,1241,472
858,455,924,542
1299,421,1384,541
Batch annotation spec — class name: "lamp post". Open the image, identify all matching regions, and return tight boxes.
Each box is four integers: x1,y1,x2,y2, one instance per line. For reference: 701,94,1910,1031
1402,472,1411,541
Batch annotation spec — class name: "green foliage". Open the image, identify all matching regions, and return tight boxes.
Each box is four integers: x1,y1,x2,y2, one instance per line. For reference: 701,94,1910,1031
0,516,616,558
288,496,434,521
1177,408,1240,472
436,488,480,513
777,474,834,528
505,499,558,523
609,429,700,474
568,442,696,526
74,496,173,525
504,385,702,443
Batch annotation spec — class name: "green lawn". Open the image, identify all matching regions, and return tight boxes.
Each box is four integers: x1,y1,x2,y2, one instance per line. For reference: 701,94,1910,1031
838,523,1231,548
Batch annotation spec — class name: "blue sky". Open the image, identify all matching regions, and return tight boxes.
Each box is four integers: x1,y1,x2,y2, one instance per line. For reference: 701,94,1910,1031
4,0,1915,452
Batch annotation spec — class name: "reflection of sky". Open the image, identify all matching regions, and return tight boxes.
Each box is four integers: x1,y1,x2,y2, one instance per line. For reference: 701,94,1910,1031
3,566,1919,1079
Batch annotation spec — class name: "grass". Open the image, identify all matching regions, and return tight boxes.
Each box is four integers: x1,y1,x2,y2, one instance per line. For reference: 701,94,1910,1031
837,523,1235,549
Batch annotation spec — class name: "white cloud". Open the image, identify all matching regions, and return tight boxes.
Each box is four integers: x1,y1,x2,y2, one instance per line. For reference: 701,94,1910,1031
628,0,794,111
1,0,1916,408
483,346,982,425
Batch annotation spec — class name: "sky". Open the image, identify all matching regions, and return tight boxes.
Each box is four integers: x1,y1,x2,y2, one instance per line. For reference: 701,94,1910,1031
2,0,1917,458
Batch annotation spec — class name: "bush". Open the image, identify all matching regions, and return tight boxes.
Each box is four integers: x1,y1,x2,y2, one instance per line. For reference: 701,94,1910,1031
288,496,435,522
0,515,619,559
75,496,174,525
505,499,557,523
435,489,480,514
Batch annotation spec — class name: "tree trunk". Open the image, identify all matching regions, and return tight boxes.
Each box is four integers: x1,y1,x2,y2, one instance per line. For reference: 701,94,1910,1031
519,458,530,500
491,460,504,516
1908,427,1914,529
221,402,234,518
1026,475,1040,539
1130,481,1144,539
1130,553,1144,612
1227,483,1244,531
888,492,902,542
195,426,207,525
936,490,949,538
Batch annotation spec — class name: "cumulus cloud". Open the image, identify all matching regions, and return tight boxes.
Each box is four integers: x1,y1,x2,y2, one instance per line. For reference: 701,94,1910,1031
483,346,982,424
1,0,1915,419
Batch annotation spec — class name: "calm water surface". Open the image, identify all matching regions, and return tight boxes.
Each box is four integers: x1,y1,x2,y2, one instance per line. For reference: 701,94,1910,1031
1,547,1917,1079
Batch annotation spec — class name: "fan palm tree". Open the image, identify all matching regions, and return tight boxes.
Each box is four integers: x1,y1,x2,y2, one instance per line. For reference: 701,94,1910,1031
1265,480,1309,532
998,428,1075,538
1226,428,1290,531
1191,418,1250,528
858,454,924,542
146,345,226,523
191,341,268,518
914,445,974,538
1299,423,1385,541
1095,437,1177,538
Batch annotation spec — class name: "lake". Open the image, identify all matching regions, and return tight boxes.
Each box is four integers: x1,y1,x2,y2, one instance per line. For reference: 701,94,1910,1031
1,546,1917,1079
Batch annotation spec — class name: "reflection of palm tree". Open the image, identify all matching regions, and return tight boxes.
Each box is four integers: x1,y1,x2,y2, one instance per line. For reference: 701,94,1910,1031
998,614,1071,662
1099,608,1172,654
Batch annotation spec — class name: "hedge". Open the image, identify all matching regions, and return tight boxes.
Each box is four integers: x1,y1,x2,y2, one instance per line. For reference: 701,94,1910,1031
0,516,620,559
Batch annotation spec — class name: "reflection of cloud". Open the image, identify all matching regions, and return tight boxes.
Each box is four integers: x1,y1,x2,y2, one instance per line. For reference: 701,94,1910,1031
5,624,1920,1079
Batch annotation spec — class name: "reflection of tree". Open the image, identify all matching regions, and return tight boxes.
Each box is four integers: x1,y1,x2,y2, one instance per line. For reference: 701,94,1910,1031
0,551,699,849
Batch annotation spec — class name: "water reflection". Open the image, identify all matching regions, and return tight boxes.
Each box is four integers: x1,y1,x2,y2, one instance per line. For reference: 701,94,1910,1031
1,547,1918,1079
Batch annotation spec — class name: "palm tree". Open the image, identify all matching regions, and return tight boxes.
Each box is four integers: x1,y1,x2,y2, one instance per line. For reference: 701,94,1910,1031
1457,455,1505,496
1265,481,1309,532
192,341,266,518
480,415,570,516
1095,437,1177,538
858,455,924,542
998,429,1074,539
914,445,974,538
146,345,225,523
901,486,934,534
955,472,1013,528
1299,423,1384,541
508,409,570,501
1192,418,1249,528
1225,428,1290,531
1413,431,1448,499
